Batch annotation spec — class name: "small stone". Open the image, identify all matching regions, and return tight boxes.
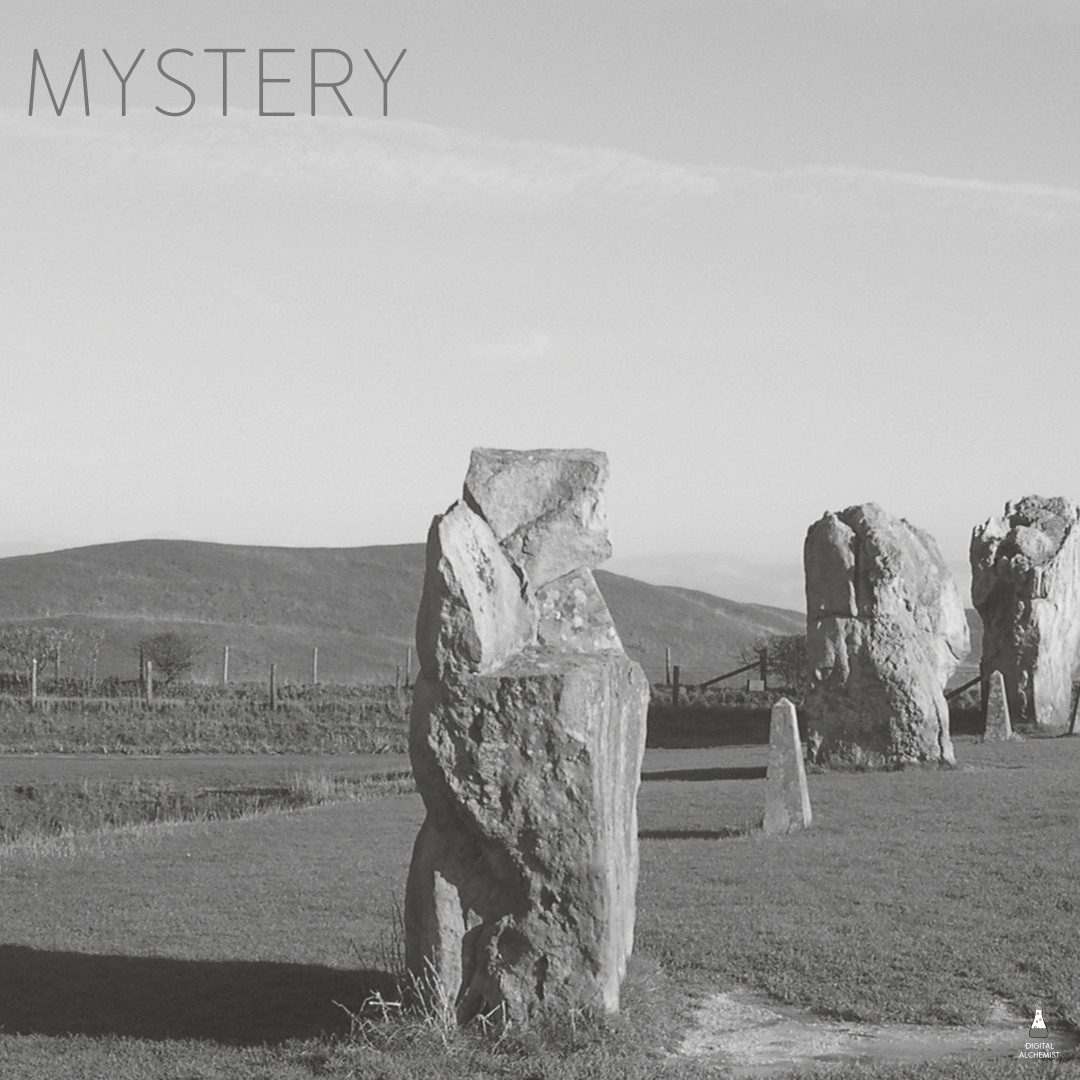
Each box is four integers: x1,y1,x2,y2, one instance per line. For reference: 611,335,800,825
763,698,812,834
983,670,1013,741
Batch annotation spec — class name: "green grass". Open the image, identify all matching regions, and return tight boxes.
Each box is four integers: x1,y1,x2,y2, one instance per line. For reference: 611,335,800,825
1,738,1078,1077
636,738,1080,1033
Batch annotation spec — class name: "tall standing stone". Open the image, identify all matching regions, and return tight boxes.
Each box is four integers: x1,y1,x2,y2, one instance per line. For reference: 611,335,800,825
763,698,812,834
983,669,1013,741
405,448,648,1023
971,496,1080,733
804,503,970,767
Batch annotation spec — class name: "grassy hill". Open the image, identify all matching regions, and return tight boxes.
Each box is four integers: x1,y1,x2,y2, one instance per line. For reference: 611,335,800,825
0,541,806,687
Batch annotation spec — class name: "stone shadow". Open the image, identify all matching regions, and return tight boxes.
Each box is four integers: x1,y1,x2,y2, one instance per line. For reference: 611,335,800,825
0,945,398,1045
640,766,766,782
646,705,771,749
639,825,754,841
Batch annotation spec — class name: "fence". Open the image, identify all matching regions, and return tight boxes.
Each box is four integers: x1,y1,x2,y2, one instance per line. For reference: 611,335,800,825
667,648,772,706
5,642,419,711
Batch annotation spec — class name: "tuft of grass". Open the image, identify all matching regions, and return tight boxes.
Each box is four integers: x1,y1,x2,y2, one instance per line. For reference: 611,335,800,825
287,768,414,805
334,897,699,1075
322,952,710,1080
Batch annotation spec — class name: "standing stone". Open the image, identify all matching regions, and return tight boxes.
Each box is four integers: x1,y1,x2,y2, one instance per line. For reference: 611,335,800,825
405,448,648,1024
983,669,1013,741
804,503,970,767
763,698,812,834
971,496,1080,733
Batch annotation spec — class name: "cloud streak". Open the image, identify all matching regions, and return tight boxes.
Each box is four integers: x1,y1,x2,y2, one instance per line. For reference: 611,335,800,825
785,164,1080,227
5,109,1080,227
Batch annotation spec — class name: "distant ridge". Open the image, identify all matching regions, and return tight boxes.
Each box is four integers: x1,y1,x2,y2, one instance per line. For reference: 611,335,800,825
0,540,806,686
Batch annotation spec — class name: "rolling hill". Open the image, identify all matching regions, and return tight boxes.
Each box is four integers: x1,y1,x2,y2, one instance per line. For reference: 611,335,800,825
0,540,807,687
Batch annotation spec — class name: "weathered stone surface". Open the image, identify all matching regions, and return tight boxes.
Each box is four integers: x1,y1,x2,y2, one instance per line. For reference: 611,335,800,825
983,669,1013,741
536,567,622,654
415,501,535,681
464,448,612,590
971,496,1080,733
406,652,648,1022
763,698,812,834
406,447,646,1023
804,503,969,767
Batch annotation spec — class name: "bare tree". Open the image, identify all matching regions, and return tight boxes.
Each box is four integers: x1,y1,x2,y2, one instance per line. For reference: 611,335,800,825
0,625,69,683
69,627,106,688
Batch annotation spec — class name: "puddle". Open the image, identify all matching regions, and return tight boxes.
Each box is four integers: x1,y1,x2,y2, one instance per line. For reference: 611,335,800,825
677,991,1078,1076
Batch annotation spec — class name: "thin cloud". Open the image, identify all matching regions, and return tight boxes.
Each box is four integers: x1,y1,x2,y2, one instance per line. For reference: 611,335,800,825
474,333,553,363
2,109,719,208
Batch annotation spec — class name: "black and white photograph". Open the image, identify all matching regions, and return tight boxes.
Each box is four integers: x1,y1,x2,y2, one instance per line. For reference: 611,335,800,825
2,2,1079,1075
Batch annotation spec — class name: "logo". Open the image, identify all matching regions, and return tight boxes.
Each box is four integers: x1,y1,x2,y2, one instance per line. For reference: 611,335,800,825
1019,1004,1060,1060
1029,1007,1048,1040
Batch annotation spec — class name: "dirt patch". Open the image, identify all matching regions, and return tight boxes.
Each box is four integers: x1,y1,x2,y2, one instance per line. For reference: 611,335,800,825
677,990,1077,1076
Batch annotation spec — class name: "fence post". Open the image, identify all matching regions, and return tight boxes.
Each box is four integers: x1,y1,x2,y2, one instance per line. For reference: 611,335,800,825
312,646,319,686
30,658,38,709
405,646,412,689
269,663,278,710
395,664,402,692
665,646,672,687
759,647,768,690
672,664,681,708
222,645,229,686
144,660,154,706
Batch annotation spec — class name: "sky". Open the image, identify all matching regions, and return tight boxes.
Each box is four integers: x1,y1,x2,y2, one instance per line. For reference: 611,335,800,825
3,1,1079,608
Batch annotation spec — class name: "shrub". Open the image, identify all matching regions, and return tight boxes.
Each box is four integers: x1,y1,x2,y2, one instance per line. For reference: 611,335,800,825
138,631,207,684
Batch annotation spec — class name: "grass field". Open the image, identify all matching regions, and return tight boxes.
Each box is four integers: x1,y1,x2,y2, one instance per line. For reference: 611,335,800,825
1,736,1078,1077
0,753,412,845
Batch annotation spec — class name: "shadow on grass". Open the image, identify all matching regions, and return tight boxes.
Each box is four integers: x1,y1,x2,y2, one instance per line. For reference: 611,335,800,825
639,825,755,840
0,945,398,1045
641,766,766,782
